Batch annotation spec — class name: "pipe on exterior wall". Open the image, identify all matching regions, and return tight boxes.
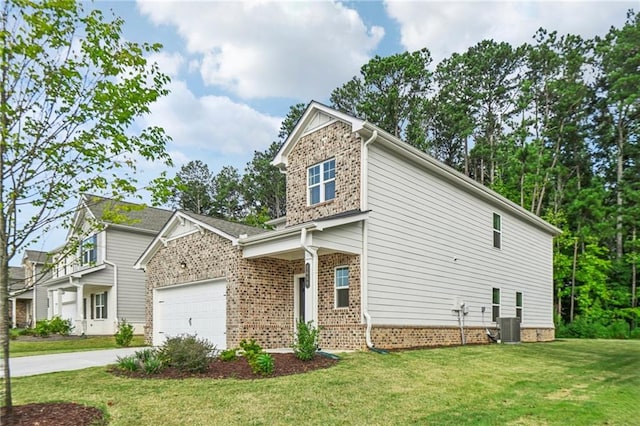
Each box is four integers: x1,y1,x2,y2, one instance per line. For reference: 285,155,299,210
363,311,375,348
360,130,379,337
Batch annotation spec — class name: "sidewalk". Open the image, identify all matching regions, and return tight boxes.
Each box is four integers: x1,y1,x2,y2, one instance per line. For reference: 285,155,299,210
0,347,139,377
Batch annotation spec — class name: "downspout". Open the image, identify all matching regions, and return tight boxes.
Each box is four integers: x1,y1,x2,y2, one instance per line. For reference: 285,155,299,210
361,130,378,350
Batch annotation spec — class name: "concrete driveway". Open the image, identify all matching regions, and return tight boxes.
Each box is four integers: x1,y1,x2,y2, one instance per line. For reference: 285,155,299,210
1,347,139,377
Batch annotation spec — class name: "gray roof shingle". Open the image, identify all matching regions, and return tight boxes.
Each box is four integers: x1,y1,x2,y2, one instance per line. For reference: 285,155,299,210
83,195,173,233
179,210,267,238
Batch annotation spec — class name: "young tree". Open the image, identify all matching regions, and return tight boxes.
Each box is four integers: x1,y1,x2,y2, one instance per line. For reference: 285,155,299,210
0,0,172,411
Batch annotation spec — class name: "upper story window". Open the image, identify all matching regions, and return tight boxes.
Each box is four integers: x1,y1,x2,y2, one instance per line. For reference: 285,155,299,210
335,266,349,308
493,213,502,249
81,234,97,266
308,158,335,205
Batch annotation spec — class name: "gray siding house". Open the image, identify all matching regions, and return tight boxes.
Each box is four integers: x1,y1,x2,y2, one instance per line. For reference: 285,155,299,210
137,102,560,350
42,195,172,335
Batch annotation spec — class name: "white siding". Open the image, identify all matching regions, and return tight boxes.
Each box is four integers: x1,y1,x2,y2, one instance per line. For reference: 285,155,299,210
106,229,154,324
312,222,362,255
366,144,554,328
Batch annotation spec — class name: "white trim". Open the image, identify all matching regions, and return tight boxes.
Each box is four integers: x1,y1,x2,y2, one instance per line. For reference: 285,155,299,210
307,158,336,206
493,212,502,250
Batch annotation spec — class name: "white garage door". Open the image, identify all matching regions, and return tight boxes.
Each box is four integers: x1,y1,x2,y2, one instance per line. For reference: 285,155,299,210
153,279,227,349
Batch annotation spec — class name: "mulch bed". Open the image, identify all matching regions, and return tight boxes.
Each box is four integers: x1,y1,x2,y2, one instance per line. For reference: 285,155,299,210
1,353,338,425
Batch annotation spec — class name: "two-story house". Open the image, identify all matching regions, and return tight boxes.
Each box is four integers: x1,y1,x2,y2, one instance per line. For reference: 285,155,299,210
136,102,561,350
43,194,172,335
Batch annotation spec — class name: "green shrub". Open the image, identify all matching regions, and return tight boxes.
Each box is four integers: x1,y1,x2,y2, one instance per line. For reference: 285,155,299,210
49,316,73,335
116,355,139,372
239,338,262,360
219,348,238,362
158,334,215,373
252,353,274,375
607,320,630,339
35,320,51,337
136,348,158,363
630,328,640,340
114,319,135,347
293,320,320,361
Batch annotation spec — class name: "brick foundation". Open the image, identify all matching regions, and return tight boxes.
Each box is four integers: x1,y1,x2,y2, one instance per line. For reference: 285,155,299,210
521,327,555,342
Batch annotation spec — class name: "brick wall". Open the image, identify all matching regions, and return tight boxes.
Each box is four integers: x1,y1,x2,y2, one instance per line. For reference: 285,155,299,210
316,253,365,350
521,327,555,342
145,229,301,349
286,121,361,226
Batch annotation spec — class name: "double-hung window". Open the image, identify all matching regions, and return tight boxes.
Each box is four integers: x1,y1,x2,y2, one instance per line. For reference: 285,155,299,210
492,287,500,322
335,266,349,308
516,292,523,321
493,213,502,249
81,234,97,266
92,292,107,319
308,158,336,205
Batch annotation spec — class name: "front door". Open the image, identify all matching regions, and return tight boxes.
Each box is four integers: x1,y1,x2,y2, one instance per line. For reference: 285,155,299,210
298,276,306,322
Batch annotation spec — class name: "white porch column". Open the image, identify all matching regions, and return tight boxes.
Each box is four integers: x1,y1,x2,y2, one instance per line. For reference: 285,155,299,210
75,283,85,335
47,290,54,318
56,290,63,318
11,298,17,328
304,249,319,326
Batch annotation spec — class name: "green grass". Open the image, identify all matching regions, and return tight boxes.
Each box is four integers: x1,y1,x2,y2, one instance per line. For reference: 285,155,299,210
9,335,146,357
7,339,640,425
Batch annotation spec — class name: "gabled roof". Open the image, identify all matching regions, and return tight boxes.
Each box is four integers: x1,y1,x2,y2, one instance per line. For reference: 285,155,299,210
134,210,267,269
23,250,48,265
179,210,267,239
81,194,173,233
272,101,364,169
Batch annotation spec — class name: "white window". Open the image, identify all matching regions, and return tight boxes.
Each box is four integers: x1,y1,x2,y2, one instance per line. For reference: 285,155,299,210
81,235,97,266
93,292,107,319
308,158,336,205
335,266,349,308
492,287,500,322
516,292,523,321
493,213,502,249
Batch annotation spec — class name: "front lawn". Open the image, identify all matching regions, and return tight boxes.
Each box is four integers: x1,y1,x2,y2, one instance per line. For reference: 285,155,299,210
9,335,146,357
7,339,640,425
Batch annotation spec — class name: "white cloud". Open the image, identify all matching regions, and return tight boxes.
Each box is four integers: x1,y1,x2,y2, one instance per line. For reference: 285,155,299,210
146,51,185,78
384,1,637,64
137,0,384,99
141,79,281,158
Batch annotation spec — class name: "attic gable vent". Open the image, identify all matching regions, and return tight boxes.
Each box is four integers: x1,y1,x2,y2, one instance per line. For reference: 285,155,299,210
303,112,334,134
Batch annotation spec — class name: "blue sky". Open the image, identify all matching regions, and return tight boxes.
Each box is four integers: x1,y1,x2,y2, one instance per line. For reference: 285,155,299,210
24,0,638,257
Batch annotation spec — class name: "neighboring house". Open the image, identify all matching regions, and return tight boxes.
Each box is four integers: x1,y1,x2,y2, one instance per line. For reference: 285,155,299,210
8,266,27,328
42,194,172,335
136,102,561,351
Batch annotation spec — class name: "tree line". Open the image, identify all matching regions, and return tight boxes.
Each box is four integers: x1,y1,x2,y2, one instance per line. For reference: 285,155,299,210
170,11,639,335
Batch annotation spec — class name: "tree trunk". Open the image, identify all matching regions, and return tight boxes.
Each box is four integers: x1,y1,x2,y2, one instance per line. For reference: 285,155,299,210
632,226,637,309
616,109,624,260
570,238,578,322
